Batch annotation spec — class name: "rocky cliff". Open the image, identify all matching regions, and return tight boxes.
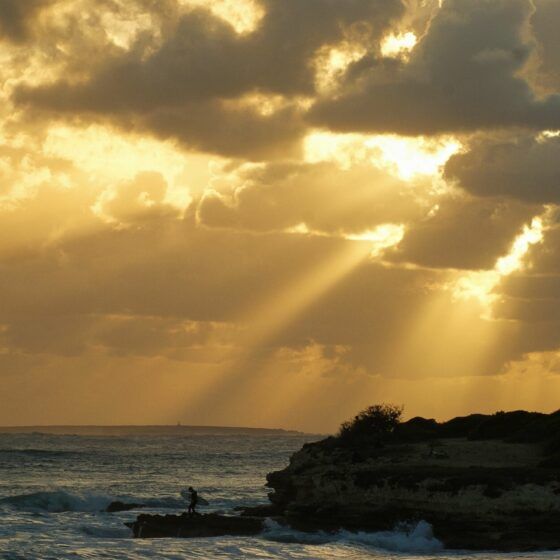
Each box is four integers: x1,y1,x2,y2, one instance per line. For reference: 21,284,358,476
266,410,560,551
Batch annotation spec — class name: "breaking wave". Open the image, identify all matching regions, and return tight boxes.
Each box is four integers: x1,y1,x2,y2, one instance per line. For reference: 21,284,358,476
0,490,184,513
0,491,113,513
263,519,444,553
80,525,132,538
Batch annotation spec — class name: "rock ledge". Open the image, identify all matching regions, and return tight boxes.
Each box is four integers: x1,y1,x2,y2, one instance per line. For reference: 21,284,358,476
266,410,560,551
126,512,264,538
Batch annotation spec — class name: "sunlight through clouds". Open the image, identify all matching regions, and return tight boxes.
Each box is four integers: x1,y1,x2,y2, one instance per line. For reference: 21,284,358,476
2,0,560,430
344,224,405,256
451,214,548,312
380,31,417,58
41,124,229,212
304,131,460,179
178,0,264,34
315,43,367,93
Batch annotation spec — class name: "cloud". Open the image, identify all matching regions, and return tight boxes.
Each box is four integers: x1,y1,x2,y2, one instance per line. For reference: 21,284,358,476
93,171,183,224
445,133,560,203
14,0,404,158
3,0,560,428
197,160,428,234
0,213,546,379
531,0,560,92
310,0,560,135
492,222,560,327
0,0,51,43
141,100,306,159
388,194,540,269
21,0,404,104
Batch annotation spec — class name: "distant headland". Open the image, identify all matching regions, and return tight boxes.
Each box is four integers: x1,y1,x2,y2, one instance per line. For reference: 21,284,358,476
0,424,306,437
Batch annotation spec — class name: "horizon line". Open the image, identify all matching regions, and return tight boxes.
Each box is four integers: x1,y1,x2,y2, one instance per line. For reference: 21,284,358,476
0,423,321,434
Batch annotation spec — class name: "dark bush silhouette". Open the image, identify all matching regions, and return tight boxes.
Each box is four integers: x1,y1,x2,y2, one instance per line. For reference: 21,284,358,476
469,410,545,441
327,406,560,454
339,404,403,442
395,416,439,442
438,414,488,438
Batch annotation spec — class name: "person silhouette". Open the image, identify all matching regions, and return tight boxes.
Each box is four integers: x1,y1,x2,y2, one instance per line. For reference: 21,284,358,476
187,486,198,515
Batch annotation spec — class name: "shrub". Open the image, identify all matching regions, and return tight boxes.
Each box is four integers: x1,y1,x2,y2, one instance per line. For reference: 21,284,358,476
338,403,403,442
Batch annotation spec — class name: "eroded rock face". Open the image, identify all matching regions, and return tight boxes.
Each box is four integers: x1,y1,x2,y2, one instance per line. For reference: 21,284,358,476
126,513,264,539
266,411,560,551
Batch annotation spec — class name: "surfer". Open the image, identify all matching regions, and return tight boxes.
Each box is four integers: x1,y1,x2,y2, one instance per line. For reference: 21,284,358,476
187,486,198,515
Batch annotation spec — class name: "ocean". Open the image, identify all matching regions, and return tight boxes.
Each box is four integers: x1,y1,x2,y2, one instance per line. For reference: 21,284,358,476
0,428,556,560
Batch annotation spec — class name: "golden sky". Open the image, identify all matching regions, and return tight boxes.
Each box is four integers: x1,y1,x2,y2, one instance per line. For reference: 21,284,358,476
1,0,560,432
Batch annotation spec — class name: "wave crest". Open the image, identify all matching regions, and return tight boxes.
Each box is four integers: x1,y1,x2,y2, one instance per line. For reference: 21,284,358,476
263,519,444,553
0,491,186,513
0,491,112,512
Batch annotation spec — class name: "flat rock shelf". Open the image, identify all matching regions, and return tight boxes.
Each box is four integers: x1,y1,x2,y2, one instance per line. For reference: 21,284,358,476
126,513,265,539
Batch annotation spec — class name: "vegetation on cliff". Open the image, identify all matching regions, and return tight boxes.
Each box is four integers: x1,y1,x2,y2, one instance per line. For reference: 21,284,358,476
339,403,403,442
310,404,560,465
266,406,560,551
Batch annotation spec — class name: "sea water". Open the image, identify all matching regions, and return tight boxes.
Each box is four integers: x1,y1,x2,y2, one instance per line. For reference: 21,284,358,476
0,429,556,560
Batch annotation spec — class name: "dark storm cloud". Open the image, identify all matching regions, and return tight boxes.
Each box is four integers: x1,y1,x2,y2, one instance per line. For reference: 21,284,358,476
14,0,404,158
494,295,560,327
0,0,51,43
444,134,560,203
494,225,560,322
142,101,306,159
19,0,404,105
501,273,560,301
310,0,560,135
525,224,560,274
387,195,539,269
489,224,560,328
531,0,560,92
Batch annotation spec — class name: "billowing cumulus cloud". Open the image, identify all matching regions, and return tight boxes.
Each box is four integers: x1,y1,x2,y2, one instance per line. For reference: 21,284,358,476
388,195,539,269
93,171,182,224
198,161,428,234
14,0,403,158
445,134,560,203
1,0,560,431
310,0,560,135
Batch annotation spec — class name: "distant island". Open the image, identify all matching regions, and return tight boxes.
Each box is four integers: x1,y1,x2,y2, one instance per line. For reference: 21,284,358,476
0,424,306,437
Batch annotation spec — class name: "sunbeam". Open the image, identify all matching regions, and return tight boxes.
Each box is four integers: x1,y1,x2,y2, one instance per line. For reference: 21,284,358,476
183,227,403,423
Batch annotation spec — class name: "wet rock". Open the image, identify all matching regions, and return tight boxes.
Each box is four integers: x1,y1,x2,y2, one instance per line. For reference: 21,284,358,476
233,503,282,517
106,501,146,512
126,512,264,538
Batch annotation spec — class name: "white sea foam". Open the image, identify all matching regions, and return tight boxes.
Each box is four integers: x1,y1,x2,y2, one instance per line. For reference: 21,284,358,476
79,525,132,538
263,519,444,553
0,490,187,513
0,491,114,513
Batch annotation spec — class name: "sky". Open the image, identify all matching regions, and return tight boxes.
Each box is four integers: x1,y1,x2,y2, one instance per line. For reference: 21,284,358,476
1,0,560,432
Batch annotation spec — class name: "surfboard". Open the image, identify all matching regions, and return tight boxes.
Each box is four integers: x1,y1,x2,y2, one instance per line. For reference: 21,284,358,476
180,489,209,505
